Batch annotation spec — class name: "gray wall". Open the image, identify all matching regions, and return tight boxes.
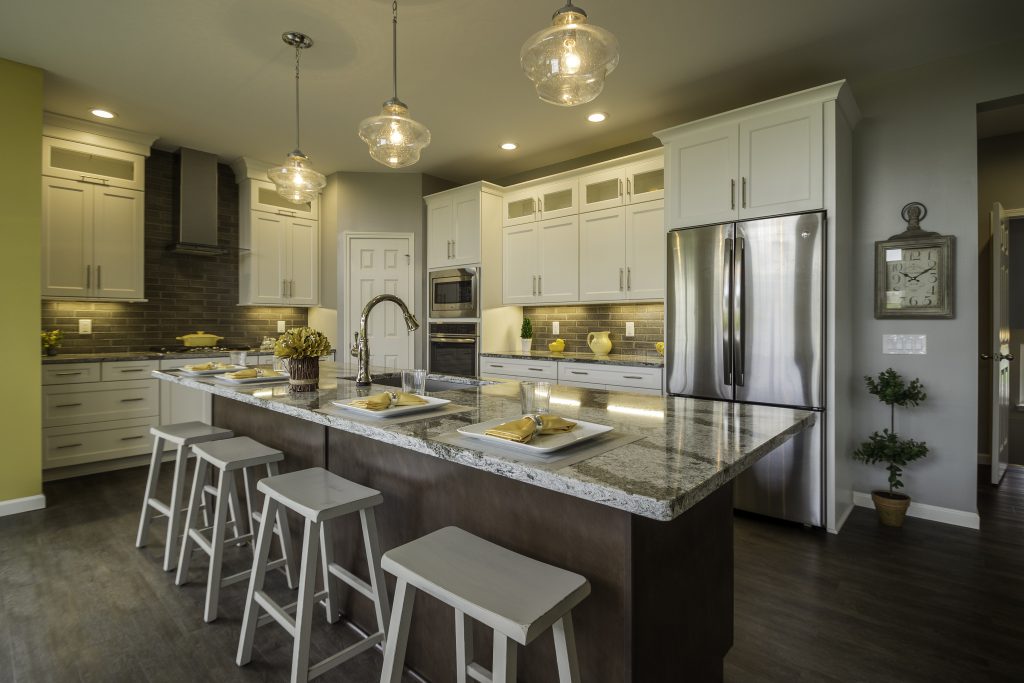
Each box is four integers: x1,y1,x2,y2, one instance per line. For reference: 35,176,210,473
848,39,1024,514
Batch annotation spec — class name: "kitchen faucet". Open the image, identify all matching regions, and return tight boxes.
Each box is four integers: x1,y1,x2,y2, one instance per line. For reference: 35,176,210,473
351,294,420,385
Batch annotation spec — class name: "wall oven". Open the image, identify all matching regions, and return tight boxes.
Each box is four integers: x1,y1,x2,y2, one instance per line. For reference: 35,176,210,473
429,267,479,319
428,322,478,378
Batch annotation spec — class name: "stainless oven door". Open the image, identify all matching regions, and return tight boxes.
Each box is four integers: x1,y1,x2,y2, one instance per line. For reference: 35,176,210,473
429,268,479,318
428,336,479,377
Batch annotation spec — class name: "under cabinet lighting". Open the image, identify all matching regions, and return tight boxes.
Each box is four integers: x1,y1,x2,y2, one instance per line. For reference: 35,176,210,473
501,142,518,151
90,108,116,119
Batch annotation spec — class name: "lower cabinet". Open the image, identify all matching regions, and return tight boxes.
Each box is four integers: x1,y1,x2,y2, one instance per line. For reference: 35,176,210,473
479,356,663,394
158,357,215,427
479,356,558,382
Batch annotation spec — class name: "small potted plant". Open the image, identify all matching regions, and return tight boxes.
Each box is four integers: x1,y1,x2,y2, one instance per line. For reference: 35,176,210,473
852,368,929,527
41,329,63,356
274,326,331,393
520,317,533,353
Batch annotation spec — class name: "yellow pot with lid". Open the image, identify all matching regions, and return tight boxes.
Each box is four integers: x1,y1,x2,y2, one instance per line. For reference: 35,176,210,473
548,338,566,352
176,330,224,347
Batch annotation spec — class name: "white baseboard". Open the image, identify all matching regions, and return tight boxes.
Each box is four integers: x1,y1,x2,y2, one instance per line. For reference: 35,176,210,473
0,494,46,518
853,491,980,530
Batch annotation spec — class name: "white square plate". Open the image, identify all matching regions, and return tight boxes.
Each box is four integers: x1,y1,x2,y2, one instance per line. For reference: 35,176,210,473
179,364,246,376
457,417,613,454
330,395,451,418
213,371,289,384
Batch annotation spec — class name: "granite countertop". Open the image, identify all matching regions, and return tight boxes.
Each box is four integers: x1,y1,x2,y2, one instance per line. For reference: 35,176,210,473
153,361,813,521
40,349,318,364
481,350,664,368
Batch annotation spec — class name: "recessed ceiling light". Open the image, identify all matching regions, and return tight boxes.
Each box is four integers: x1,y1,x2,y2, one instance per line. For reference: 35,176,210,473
501,142,518,151
90,108,116,119
587,112,607,123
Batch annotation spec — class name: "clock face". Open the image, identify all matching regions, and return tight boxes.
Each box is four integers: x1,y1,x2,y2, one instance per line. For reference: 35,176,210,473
884,246,942,309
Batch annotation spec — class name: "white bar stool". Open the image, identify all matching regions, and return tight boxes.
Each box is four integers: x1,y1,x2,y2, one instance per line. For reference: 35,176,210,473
236,467,392,683
379,526,591,683
175,436,299,622
135,421,234,571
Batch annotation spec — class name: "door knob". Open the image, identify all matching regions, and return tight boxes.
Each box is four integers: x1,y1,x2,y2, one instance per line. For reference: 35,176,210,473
981,353,992,360
1001,353,1015,362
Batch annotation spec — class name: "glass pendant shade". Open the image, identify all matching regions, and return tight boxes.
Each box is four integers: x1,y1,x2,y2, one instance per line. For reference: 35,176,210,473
358,100,431,169
521,4,620,107
267,151,326,204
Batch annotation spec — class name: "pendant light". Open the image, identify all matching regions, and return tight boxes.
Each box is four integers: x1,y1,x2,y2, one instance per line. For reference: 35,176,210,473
520,1,620,107
358,0,431,168
268,32,326,204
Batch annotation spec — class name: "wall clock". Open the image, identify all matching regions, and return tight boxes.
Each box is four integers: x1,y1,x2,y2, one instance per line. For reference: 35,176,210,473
874,202,954,319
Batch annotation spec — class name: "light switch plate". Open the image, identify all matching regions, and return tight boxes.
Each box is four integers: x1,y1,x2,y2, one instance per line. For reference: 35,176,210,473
625,322,635,337
552,321,559,335
277,320,287,333
883,334,926,355
79,319,92,334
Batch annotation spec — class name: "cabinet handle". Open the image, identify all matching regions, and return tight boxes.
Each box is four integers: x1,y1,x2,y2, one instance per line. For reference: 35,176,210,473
731,179,736,210
571,371,588,375
120,435,145,441
627,267,632,291
57,443,83,449
532,276,537,296
120,397,145,403
623,375,643,380
290,280,295,297
277,209,296,216
528,367,545,372
538,275,542,295
618,178,623,197
79,175,109,186
538,197,544,215
119,368,145,373
97,265,102,291
742,177,747,208
619,268,624,291
55,403,82,408
491,364,504,368
283,279,288,297
86,264,91,289
626,178,632,198
55,371,82,376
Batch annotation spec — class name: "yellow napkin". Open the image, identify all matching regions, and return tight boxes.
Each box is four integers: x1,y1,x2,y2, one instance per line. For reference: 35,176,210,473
348,391,427,411
184,361,230,372
223,368,280,380
484,414,577,443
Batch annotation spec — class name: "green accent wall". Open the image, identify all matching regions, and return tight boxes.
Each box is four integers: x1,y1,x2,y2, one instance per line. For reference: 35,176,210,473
0,59,43,504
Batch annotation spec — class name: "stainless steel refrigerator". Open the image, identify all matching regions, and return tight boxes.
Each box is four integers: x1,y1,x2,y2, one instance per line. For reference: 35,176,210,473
666,212,825,526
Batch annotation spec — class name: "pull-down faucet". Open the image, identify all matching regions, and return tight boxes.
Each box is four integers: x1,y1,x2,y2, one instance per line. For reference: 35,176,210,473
350,294,420,385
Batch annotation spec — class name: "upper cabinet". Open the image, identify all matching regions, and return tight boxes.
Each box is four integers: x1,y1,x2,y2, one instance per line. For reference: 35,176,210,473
578,200,665,302
579,157,664,213
502,179,579,226
43,137,146,191
246,178,319,219
426,182,502,270
501,216,579,305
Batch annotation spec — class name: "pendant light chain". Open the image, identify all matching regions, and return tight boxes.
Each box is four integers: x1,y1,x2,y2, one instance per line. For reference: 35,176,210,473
392,0,399,102
294,43,302,150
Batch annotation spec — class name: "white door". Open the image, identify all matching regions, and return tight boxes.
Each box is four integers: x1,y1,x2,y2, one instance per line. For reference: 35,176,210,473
537,215,579,302
286,218,319,306
502,187,538,227
451,190,481,266
426,196,453,269
665,122,738,228
990,202,1010,485
625,200,666,300
739,101,823,218
502,224,538,305
579,207,626,301
348,236,415,371
93,186,144,299
248,213,287,304
41,177,93,297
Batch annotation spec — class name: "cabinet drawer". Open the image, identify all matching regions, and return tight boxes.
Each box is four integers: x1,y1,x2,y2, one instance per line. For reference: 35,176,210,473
479,357,557,380
43,417,157,469
42,363,101,385
101,360,159,381
43,380,158,427
558,363,663,391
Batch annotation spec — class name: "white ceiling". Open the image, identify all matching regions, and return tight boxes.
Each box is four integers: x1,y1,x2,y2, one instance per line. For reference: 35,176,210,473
3,0,1023,184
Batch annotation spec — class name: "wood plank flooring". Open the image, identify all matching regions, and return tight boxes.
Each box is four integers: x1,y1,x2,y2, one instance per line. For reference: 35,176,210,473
0,463,1021,682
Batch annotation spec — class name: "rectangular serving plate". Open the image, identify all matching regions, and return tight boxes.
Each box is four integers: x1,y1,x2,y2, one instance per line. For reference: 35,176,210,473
179,364,246,376
213,372,289,384
330,395,451,418
457,417,613,454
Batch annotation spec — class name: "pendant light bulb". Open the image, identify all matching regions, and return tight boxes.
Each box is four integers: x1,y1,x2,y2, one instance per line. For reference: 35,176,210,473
268,32,326,204
358,1,430,168
521,2,620,107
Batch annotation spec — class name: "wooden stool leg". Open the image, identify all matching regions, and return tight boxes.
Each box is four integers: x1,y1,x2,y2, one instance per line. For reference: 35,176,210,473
360,507,391,638
175,457,209,586
242,467,257,533
268,462,298,589
237,496,280,667
492,633,518,683
455,609,474,683
204,468,234,623
225,470,246,540
319,522,341,624
201,462,215,527
380,578,417,683
290,518,322,683
163,443,190,572
135,436,164,548
553,613,581,683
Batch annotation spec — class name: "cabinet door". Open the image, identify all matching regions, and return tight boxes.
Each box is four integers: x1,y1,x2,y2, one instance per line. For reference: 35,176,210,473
43,137,145,191
664,123,738,228
625,200,666,300
245,212,287,304
159,357,216,425
503,187,538,227
739,102,823,218
247,179,319,218
286,218,319,306
625,157,665,204
426,196,454,269
579,207,626,301
537,216,579,303
93,186,145,299
579,167,625,213
451,190,482,266
537,178,579,220
502,224,538,305
41,177,93,297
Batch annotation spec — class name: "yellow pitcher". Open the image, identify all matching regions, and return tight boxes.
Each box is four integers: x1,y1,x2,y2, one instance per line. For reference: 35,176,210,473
587,331,613,355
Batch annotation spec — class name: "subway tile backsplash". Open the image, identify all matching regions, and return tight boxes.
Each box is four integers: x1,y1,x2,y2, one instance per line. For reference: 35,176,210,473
523,303,664,354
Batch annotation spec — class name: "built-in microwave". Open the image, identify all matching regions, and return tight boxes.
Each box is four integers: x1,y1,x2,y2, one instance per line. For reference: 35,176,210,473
429,267,479,319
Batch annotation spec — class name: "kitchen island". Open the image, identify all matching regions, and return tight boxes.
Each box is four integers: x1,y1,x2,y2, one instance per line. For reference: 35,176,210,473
154,362,813,682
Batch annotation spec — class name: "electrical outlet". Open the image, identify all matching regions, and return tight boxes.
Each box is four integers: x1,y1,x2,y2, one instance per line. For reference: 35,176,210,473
552,321,560,335
277,320,287,333
79,319,92,334
625,322,635,337
882,334,926,355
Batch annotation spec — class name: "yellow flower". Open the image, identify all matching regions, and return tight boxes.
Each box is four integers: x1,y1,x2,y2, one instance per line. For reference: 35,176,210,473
274,327,331,359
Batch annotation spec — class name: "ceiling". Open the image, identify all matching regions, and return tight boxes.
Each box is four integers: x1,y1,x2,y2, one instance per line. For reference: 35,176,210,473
4,0,1023,184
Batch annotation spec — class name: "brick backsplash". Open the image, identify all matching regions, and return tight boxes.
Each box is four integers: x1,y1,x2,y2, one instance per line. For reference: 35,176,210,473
522,303,664,354
41,149,307,353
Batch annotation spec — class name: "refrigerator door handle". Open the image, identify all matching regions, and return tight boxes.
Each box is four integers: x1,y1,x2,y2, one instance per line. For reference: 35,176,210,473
723,236,734,386
734,235,746,386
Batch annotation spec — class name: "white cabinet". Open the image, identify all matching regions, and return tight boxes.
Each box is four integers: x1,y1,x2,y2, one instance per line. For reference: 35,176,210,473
502,187,538,227
502,179,578,226
42,137,146,191
159,357,214,425
659,101,824,229
479,356,558,382
245,178,318,219
557,362,663,394
579,158,664,213
502,217,579,304
426,184,492,269
427,198,454,268
41,176,145,300
501,224,539,305
239,209,319,306
624,200,666,300
579,201,665,302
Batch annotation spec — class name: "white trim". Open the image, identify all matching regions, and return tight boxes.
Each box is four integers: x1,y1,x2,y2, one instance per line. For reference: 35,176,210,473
43,112,157,155
1002,207,1024,218
830,500,854,534
853,491,980,530
0,494,47,518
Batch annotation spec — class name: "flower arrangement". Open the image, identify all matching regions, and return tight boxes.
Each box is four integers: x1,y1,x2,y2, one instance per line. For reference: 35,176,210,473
41,329,63,355
274,327,332,359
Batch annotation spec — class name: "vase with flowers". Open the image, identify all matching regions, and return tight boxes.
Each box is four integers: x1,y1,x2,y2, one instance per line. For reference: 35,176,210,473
274,326,331,393
41,329,63,356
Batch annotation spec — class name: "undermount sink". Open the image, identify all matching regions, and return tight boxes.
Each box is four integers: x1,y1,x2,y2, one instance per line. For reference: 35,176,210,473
340,374,477,392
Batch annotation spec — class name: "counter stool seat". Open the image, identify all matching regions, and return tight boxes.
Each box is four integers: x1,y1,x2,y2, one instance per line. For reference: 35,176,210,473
380,526,591,683
135,421,234,572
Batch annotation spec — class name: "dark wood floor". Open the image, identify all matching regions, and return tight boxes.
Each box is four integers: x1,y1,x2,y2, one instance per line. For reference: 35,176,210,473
1,464,1021,682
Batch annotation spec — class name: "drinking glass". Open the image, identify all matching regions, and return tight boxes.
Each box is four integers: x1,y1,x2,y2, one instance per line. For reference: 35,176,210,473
229,350,247,366
402,369,427,395
533,382,551,413
519,382,537,414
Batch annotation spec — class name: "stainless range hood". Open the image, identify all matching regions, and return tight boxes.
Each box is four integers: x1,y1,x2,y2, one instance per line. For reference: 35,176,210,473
167,147,228,256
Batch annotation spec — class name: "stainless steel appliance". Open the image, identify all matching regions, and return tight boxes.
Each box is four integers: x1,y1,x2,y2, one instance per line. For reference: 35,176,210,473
428,322,479,377
429,268,479,319
667,211,825,526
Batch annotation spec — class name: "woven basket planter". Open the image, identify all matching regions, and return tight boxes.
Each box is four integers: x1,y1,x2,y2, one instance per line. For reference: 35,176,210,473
871,491,911,527
288,357,320,393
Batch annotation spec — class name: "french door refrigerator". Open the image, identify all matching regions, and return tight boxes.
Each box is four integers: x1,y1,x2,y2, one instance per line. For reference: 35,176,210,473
666,211,825,526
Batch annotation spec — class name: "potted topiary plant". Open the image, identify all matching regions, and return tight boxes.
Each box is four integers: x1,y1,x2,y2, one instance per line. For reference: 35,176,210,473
520,317,533,353
852,368,929,527
274,326,332,393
